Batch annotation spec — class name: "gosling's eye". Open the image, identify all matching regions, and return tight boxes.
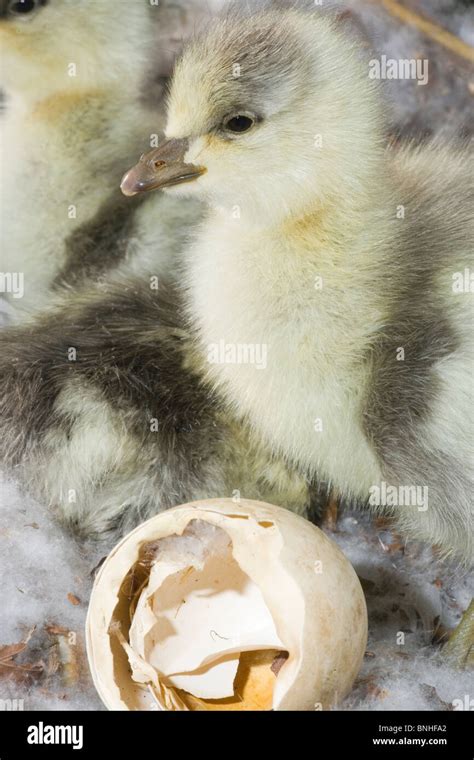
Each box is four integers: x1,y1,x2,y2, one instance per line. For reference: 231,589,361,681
223,113,256,135
8,0,47,15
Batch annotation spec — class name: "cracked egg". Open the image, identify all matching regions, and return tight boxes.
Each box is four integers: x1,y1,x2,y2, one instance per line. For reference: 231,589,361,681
86,499,367,711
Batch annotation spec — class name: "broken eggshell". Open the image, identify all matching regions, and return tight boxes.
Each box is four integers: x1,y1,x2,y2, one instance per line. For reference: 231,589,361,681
86,499,367,711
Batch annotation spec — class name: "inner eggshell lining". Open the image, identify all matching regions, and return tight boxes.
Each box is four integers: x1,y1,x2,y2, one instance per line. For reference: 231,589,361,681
108,519,296,710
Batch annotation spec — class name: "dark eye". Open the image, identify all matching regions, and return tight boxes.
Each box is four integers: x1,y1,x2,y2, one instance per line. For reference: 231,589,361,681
223,113,256,134
8,0,47,15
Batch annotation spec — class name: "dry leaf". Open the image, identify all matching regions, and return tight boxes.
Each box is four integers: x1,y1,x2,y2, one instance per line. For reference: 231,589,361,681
0,627,44,683
322,491,339,532
45,624,80,686
45,624,70,637
0,626,35,663
367,683,389,700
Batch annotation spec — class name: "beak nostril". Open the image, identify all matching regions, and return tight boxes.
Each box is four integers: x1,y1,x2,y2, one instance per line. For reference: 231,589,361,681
122,138,202,196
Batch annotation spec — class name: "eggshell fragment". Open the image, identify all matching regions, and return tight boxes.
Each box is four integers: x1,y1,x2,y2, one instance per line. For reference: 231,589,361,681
86,499,367,711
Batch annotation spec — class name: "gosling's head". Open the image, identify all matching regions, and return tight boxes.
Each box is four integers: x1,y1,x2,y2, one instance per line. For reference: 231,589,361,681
122,8,384,224
0,0,154,98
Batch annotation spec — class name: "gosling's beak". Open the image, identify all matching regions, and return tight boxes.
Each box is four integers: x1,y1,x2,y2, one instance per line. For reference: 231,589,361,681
121,138,206,197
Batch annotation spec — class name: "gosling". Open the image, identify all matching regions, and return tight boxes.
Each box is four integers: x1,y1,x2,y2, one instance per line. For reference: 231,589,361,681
0,0,207,315
122,7,474,564
0,0,317,538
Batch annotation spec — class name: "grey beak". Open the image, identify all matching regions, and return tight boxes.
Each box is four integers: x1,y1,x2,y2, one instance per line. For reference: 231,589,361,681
121,138,206,197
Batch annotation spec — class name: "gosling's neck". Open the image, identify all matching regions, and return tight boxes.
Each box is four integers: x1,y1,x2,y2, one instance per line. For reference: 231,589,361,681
188,150,394,346
204,152,393,265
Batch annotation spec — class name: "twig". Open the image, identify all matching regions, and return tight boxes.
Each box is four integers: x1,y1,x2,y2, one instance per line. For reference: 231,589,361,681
370,0,474,63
